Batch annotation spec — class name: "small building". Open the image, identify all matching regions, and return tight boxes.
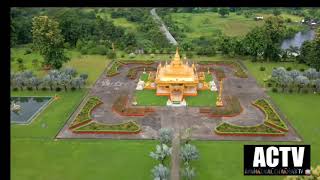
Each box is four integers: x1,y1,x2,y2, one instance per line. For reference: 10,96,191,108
255,16,264,21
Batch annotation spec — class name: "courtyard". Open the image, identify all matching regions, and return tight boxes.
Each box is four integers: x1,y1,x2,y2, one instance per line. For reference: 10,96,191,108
56,60,301,142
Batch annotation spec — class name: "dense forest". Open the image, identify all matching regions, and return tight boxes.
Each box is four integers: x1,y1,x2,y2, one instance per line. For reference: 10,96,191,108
10,7,320,70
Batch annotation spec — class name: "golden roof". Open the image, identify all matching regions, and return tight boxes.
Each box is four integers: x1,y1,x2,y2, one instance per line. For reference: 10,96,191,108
156,47,198,83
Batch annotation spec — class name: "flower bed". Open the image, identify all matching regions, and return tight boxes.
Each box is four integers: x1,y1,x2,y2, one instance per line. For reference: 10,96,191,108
69,96,103,129
253,99,288,132
72,121,141,134
106,61,122,77
112,95,153,116
214,122,285,136
198,61,248,78
127,66,156,80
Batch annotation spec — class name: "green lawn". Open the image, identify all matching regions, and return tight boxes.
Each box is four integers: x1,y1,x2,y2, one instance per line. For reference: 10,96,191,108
243,60,308,86
186,90,217,107
11,48,109,85
139,73,149,82
11,139,156,180
135,90,168,106
172,12,264,38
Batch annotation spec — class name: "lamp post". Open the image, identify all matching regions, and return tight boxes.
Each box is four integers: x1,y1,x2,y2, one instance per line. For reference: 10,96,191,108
216,79,224,107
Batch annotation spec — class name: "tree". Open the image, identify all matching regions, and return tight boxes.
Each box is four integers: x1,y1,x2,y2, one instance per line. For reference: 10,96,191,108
151,164,170,180
32,16,69,69
71,77,84,89
62,67,77,77
159,128,173,145
29,77,42,90
43,75,55,91
180,144,199,166
218,8,230,17
295,75,309,92
304,68,318,80
273,9,281,16
150,144,172,164
182,166,196,180
279,74,293,92
315,79,320,93
79,73,88,81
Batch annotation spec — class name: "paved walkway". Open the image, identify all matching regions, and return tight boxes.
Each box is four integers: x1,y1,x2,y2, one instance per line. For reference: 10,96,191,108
150,8,178,45
170,134,180,180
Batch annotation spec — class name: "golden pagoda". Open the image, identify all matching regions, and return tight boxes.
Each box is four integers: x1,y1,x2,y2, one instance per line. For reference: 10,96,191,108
155,48,201,104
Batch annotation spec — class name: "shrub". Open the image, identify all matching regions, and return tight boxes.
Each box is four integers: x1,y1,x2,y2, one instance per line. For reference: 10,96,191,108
55,87,62,92
107,51,117,59
71,87,76,91
88,45,108,55
267,82,273,87
80,48,88,55
288,88,293,93
260,66,266,71
129,53,136,58
121,54,125,58
159,128,173,145
286,67,292,71
41,87,47,91
17,58,23,64
272,87,278,92
24,49,32,55
12,87,18,91
302,88,309,94
27,87,33,91
64,42,71,49
150,54,155,58
300,68,305,72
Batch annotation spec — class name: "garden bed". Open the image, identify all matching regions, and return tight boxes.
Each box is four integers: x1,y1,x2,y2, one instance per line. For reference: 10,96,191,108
72,121,141,134
214,122,285,136
69,96,102,129
127,66,156,80
199,96,243,117
106,61,122,77
253,99,288,132
112,95,155,116
119,60,155,65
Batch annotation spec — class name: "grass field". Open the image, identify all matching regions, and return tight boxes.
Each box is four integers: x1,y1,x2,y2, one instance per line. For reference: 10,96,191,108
11,48,109,86
172,12,264,38
135,90,168,106
243,60,308,86
171,12,303,39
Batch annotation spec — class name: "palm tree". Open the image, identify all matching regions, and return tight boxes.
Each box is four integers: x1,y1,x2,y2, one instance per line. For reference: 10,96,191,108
151,164,170,180
180,144,199,166
150,144,172,165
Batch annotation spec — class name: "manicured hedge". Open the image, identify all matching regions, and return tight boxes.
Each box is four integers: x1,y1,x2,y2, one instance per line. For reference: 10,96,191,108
73,121,141,133
70,96,102,129
106,61,122,77
215,122,284,135
253,99,288,131
198,61,248,78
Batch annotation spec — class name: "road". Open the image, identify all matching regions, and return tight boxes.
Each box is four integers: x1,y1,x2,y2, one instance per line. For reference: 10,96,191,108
150,8,178,46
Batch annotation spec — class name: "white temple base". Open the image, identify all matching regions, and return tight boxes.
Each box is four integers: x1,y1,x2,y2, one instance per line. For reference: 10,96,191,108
136,79,145,90
209,81,218,91
166,99,187,107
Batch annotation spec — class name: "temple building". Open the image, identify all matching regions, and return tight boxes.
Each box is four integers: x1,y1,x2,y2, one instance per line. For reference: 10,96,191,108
154,48,206,105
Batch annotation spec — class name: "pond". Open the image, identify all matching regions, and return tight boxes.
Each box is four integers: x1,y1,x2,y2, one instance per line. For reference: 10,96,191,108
281,30,315,50
11,96,53,124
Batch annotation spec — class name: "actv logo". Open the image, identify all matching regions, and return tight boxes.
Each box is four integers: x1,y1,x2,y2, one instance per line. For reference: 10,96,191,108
253,147,305,167
244,145,310,175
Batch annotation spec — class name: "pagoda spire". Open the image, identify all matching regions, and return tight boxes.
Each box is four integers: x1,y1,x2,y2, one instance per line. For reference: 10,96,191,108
172,47,182,65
